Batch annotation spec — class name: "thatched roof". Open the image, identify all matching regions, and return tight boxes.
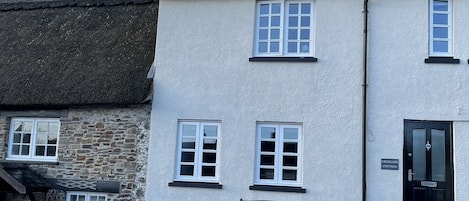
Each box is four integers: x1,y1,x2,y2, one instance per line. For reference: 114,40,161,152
0,0,157,109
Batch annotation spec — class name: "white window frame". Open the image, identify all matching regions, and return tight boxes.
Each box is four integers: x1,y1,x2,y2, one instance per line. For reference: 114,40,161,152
7,118,60,162
254,0,315,57
66,192,107,201
255,123,302,186
175,121,221,182
429,0,452,56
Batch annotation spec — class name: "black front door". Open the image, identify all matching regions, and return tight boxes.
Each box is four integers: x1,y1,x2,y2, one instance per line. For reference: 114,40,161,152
404,120,454,201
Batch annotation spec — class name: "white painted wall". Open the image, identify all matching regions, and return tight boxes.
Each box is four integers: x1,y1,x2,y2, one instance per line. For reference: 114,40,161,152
367,0,469,200
148,0,364,200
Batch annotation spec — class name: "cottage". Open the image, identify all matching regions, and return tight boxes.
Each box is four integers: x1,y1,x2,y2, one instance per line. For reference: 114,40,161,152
0,0,157,200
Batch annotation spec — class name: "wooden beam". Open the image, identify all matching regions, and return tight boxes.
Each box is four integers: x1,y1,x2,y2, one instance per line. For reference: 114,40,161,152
0,166,26,194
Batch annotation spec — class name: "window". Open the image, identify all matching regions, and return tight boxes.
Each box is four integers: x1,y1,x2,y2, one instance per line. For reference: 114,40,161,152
429,0,451,56
66,192,107,201
7,118,60,161
255,123,302,186
175,121,221,182
254,0,314,57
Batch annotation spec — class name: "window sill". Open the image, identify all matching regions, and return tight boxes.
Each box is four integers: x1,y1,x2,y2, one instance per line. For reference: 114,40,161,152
424,57,460,64
168,181,222,189
249,57,318,62
249,185,306,193
3,158,59,165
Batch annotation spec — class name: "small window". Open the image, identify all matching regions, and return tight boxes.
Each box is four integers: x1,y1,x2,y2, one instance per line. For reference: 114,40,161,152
255,123,302,186
175,121,221,181
7,118,60,162
429,0,452,56
66,192,107,201
254,0,314,57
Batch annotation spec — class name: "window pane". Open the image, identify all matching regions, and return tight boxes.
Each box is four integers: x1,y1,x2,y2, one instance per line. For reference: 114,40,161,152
181,152,195,162
261,127,275,139
203,139,217,150
36,132,46,144
70,195,77,201
23,122,32,132
98,197,106,201
13,133,21,143
289,3,299,14
431,129,446,181
46,146,56,156
14,122,22,132
271,3,281,14
260,168,274,179
21,145,29,155
284,142,298,153
36,146,45,156
260,17,269,27
300,42,310,52
413,129,426,180
182,125,196,137
434,0,448,11
258,42,268,53
433,13,448,25
301,3,311,14
49,123,59,135
300,29,310,40
260,4,269,14
90,196,97,201
180,165,194,176
270,42,279,52
202,152,216,163
201,166,216,177
433,41,448,52
433,27,448,38
271,16,280,26
261,155,275,165
261,141,275,152
48,134,57,144
22,133,31,143
37,122,48,132
12,145,20,155
282,170,297,181
283,156,298,167
78,195,85,201
284,128,298,139
204,125,217,137
288,29,298,40
271,29,280,39
301,16,310,27
289,16,298,27
259,29,268,40
182,138,196,149
288,42,298,53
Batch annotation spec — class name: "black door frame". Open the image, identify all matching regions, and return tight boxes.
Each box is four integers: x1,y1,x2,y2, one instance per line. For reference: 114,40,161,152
403,119,454,201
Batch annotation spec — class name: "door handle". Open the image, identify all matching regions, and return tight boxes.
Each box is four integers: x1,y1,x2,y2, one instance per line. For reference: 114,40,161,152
408,169,414,182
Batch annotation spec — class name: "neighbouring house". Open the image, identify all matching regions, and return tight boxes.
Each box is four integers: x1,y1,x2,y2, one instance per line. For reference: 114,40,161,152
148,0,364,201
0,0,157,201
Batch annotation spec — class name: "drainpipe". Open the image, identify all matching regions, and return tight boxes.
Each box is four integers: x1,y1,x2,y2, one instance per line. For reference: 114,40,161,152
362,0,369,201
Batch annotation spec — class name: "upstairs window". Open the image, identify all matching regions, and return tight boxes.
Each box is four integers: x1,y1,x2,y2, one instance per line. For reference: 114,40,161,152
254,0,314,57
175,121,221,182
66,192,107,201
429,0,452,56
7,118,60,162
255,123,302,186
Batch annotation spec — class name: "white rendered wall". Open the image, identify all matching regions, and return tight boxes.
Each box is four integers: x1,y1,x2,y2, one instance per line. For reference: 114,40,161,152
367,0,469,200
148,0,364,201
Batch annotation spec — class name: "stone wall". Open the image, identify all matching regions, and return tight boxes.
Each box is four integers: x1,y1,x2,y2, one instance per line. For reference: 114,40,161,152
0,105,151,201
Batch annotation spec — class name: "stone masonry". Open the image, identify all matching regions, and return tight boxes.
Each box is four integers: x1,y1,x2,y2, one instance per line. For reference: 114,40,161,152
0,105,151,201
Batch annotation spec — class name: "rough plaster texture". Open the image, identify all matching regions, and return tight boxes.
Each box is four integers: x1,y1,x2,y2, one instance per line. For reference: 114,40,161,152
0,106,151,201
148,0,364,200
367,0,469,200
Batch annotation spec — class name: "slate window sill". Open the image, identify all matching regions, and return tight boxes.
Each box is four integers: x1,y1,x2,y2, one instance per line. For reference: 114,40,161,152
249,185,306,193
168,181,222,189
424,57,460,64
249,57,318,62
